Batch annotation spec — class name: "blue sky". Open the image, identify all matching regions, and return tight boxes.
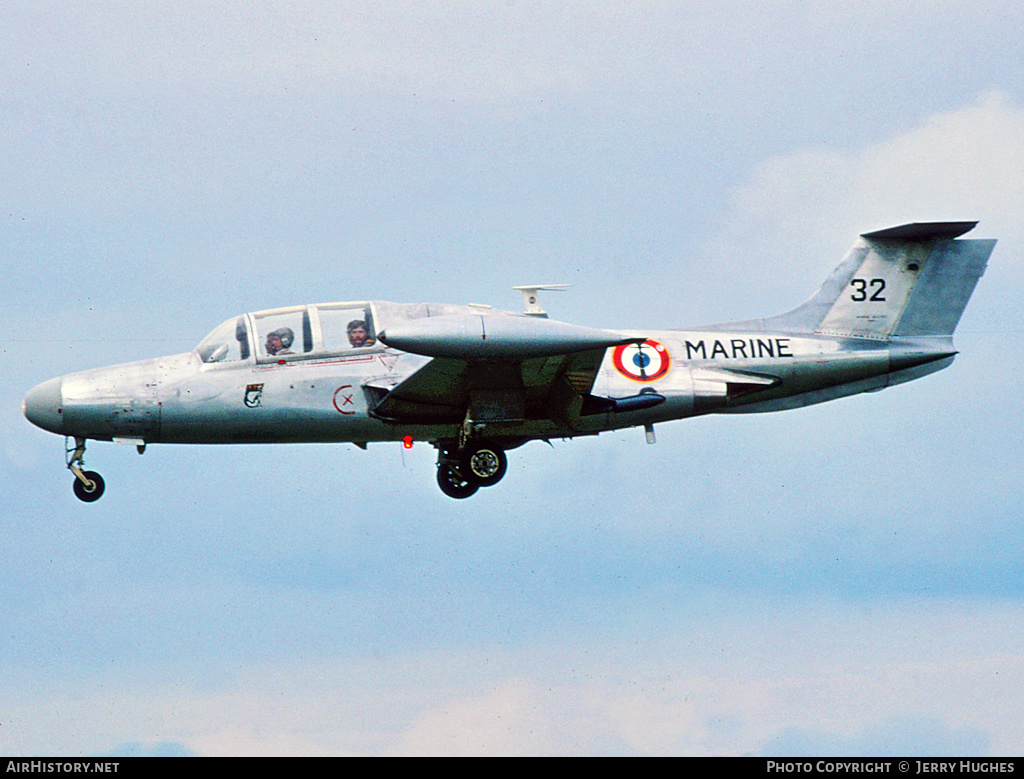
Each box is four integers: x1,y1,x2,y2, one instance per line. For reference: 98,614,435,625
3,1,1024,755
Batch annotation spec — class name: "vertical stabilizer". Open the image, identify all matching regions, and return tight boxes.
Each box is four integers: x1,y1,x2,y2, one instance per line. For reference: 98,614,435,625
762,222,994,340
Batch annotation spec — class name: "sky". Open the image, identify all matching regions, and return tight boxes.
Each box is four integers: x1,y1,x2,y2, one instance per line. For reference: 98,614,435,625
2,0,1024,756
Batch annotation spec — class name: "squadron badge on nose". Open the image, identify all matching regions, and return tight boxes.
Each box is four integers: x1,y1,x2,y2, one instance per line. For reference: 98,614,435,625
244,383,264,408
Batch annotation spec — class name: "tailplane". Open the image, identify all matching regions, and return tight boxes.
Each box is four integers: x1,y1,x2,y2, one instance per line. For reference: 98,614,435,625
764,222,995,340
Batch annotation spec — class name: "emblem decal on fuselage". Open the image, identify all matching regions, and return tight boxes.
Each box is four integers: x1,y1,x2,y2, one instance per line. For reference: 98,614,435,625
612,339,671,382
244,383,264,408
332,384,356,415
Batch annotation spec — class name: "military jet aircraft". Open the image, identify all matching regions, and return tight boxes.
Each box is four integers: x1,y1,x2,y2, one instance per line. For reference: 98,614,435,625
23,221,994,501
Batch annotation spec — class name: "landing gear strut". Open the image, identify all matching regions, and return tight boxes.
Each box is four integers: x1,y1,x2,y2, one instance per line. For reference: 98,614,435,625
66,437,105,502
435,442,508,499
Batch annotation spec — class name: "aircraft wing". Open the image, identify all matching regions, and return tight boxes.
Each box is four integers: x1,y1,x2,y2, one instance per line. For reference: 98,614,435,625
373,315,635,425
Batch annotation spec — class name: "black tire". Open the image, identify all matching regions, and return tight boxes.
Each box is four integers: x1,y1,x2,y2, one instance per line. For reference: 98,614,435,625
461,445,507,487
436,463,479,499
73,471,105,502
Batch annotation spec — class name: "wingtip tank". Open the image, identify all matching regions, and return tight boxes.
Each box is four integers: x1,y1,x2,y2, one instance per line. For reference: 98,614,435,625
378,314,635,360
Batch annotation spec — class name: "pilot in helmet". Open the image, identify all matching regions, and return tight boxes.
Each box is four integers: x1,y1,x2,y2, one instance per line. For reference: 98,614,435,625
266,327,295,356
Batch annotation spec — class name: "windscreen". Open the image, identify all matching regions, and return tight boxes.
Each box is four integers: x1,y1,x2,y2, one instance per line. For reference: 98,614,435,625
196,316,250,363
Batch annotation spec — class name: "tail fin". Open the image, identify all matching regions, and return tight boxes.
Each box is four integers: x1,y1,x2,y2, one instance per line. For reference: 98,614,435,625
766,222,995,340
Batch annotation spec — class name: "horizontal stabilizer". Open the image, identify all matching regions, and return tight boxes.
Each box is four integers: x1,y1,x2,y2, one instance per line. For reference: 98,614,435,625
861,222,977,241
689,367,780,413
690,367,779,388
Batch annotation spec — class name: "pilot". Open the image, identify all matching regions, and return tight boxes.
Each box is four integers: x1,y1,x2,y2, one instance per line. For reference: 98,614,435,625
347,319,375,348
265,327,295,356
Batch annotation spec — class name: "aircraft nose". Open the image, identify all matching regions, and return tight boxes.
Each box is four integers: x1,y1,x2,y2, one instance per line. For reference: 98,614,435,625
23,377,64,435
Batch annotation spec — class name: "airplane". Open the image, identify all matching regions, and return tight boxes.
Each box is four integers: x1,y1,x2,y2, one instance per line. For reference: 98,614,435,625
23,221,994,501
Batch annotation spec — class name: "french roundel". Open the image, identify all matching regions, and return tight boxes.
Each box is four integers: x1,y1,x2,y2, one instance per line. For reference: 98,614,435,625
612,339,671,382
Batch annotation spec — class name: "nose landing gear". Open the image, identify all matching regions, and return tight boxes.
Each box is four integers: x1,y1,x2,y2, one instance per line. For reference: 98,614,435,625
66,437,105,502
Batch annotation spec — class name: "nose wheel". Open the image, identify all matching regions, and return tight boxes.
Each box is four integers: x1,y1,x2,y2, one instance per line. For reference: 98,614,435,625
72,470,106,502
66,437,106,502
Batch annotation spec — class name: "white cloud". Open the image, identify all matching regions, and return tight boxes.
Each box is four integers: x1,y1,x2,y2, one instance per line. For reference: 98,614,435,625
849,90,1024,235
687,91,1024,325
5,597,1021,755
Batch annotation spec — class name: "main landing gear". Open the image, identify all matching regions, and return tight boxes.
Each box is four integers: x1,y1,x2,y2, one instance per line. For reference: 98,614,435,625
66,437,105,502
435,442,508,499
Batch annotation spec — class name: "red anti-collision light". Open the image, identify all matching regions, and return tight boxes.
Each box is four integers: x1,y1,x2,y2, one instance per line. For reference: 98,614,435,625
403,436,413,449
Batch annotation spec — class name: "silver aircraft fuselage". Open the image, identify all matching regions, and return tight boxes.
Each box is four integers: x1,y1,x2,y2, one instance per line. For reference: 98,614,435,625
23,222,995,500
23,314,953,445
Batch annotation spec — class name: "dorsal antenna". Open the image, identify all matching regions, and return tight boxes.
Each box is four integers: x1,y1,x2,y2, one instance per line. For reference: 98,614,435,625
512,284,569,318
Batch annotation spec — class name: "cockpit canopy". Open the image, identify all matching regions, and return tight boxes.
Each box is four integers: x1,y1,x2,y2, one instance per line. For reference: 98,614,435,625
196,303,378,364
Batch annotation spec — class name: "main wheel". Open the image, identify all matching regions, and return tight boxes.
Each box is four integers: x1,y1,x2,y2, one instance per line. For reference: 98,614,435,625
461,444,507,487
436,463,479,499
72,470,105,502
